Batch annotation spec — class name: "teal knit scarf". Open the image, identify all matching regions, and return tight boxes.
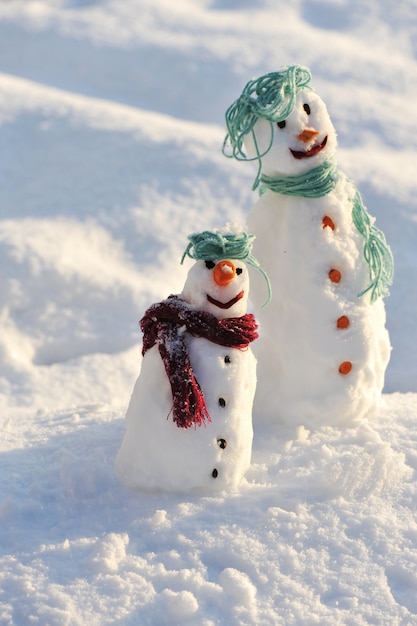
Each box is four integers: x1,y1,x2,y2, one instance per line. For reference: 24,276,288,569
259,159,338,198
258,160,393,303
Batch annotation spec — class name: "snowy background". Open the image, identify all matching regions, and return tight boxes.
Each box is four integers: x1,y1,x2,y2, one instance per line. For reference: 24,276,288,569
1,0,417,624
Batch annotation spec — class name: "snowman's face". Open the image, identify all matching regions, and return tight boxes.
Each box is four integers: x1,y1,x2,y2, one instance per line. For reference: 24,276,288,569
244,89,337,176
181,259,250,320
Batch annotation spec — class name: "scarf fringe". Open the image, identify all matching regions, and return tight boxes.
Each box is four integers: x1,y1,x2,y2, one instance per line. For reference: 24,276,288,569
159,339,211,429
352,190,394,302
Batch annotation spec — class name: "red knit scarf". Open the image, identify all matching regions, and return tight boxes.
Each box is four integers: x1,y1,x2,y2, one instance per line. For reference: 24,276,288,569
140,294,258,429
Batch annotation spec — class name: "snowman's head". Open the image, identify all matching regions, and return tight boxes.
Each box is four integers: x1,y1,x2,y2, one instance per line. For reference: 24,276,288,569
182,258,250,320
244,89,337,177
223,65,338,185
181,228,271,318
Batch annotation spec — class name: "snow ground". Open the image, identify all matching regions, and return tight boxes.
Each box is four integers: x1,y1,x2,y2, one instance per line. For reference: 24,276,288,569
0,1,417,624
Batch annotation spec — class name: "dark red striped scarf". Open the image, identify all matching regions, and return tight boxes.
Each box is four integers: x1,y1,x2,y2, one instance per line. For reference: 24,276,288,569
140,294,258,429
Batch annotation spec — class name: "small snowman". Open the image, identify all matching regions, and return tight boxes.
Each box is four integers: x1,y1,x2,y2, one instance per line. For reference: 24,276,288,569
223,65,394,428
115,228,270,492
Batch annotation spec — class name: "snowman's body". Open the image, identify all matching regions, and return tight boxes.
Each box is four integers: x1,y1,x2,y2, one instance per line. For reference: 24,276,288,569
224,67,393,428
115,252,257,492
248,175,390,427
116,336,256,492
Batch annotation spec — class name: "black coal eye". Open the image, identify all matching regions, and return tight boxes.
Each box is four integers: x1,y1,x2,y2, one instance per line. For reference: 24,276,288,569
277,120,286,129
236,267,243,275
303,103,311,115
205,260,215,269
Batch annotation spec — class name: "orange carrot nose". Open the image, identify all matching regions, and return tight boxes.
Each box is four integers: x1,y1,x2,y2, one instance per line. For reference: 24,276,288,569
298,128,319,143
213,260,236,286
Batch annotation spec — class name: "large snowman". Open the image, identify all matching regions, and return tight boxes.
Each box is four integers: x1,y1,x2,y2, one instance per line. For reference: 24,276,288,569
115,228,269,492
223,65,394,428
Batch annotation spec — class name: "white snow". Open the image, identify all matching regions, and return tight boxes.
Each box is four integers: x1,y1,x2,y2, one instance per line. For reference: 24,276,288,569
1,0,417,624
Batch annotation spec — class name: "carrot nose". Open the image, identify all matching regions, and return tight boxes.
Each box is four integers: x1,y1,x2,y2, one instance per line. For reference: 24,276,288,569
213,260,236,286
298,128,319,143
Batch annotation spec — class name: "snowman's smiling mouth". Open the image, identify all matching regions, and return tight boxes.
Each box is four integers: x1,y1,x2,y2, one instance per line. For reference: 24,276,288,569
290,135,328,159
207,291,244,309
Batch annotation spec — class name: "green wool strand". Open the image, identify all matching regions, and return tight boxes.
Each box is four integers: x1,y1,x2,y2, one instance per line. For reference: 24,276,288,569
222,65,312,190
352,191,394,303
181,229,272,306
259,159,339,198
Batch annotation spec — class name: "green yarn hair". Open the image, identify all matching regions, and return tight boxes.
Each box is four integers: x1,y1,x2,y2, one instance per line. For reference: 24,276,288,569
223,65,312,190
181,229,271,305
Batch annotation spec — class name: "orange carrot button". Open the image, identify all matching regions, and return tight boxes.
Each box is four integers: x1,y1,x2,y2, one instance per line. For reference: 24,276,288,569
322,215,335,230
329,268,341,283
337,315,350,329
339,361,352,375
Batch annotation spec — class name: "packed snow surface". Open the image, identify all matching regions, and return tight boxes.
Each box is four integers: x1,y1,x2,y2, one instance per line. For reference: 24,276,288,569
1,1,417,624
